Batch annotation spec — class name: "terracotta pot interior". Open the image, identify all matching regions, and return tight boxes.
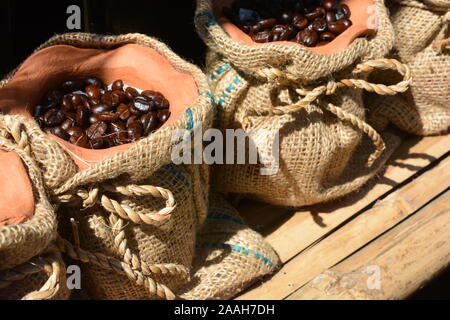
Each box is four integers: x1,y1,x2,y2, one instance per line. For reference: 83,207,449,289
0,43,199,225
213,0,377,54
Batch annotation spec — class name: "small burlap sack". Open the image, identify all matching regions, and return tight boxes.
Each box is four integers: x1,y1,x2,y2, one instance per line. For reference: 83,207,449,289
0,33,214,300
195,0,410,207
179,194,280,300
368,0,450,136
0,122,69,300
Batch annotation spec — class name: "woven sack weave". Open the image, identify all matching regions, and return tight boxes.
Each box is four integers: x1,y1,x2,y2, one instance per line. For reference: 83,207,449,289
0,122,69,299
368,0,450,136
0,33,214,300
179,194,280,300
195,0,410,207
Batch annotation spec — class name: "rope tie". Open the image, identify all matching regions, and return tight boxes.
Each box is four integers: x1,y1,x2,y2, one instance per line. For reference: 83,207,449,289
432,11,450,51
245,58,412,166
0,245,64,300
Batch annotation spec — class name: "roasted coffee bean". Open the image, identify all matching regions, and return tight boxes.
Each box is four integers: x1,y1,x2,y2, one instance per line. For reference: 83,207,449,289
86,121,108,140
253,31,272,43
76,107,90,127
61,119,75,131
280,11,293,24
85,77,104,88
125,87,139,100
70,132,90,148
339,18,352,28
292,15,308,29
140,113,159,135
341,4,351,18
311,18,328,32
126,116,138,128
50,127,70,141
112,79,124,91
117,103,132,121
112,90,128,103
133,96,152,113
97,112,120,122
328,21,348,34
110,121,127,135
296,29,319,47
320,31,336,42
257,18,277,30
92,104,112,115
91,138,110,149
158,110,171,123
61,80,85,93
62,97,74,110
44,109,65,127
326,11,336,23
86,85,101,101
71,94,84,107
33,105,44,119
305,7,325,20
322,0,337,11
101,92,113,107
66,126,83,137
45,90,63,103
127,121,143,141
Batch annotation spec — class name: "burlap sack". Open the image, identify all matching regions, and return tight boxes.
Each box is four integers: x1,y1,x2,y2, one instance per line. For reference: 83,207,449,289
368,0,450,136
195,0,410,207
0,33,214,300
179,194,280,300
0,124,69,300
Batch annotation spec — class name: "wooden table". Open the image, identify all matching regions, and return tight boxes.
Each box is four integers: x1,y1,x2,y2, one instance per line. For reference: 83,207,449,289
236,134,450,300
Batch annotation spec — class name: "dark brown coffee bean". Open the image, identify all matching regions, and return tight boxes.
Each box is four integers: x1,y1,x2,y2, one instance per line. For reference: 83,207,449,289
89,114,101,125
280,11,293,24
320,31,336,42
70,132,90,148
292,15,308,29
86,121,107,140
125,87,139,100
127,121,143,141
61,80,85,93
110,121,127,134
112,79,124,91
117,103,132,121
50,127,70,141
90,138,111,150
140,113,160,135
328,21,348,34
112,90,128,103
126,116,138,128
342,5,351,18
141,90,158,100
86,85,101,101
157,110,171,123
322,0,337,11
92,104,112,115
71,94,84,107
62,97,74,111
61,119,75,131
339,18,352,28
296,29,319,47
129,103,143,116
85,77,104,89
97,112,120,122
311,18,328,32
253,31,272,43
257,18,277,29
66,126,83,137
76,108,90,127
326,11,336,23
133,96,152,113
44,109,65,127
33,105,44,119
305,7,325,20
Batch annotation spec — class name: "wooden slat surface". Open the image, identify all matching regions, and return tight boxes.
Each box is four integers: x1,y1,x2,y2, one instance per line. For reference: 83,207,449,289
239,135,450,263
289,190,450,300
236,134,450,300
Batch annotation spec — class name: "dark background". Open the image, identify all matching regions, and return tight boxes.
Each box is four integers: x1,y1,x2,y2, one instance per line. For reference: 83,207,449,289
0,0,206,77
1,0,449,300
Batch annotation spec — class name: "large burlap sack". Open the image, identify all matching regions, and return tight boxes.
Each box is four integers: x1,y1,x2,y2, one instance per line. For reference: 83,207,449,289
0,33,214,300
0,125,69,300
195,0,409,207
369,0,450,135
179,194,280,300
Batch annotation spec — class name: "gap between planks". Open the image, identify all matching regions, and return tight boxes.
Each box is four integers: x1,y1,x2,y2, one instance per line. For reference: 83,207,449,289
236,135,450,300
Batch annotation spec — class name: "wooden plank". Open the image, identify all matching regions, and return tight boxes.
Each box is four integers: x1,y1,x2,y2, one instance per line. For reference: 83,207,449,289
236,154,450,300
288,190,450,300
239,134,450,263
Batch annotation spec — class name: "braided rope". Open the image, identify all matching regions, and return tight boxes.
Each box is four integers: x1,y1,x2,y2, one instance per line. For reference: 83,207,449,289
56,236,177,300
0,245,64,300
245,59,412,166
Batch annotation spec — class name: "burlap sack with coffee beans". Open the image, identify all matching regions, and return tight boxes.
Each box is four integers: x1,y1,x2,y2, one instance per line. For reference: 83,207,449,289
0,33,214,300
0,124,70,300
179,194,280,300
195,0,409,207
368,0,450,136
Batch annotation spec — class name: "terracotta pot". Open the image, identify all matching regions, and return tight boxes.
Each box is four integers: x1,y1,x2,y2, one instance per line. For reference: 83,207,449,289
214,0,377,54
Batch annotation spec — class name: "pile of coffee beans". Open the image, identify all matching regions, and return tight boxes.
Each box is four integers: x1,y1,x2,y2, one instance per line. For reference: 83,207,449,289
223,0,352,47
33,77,171,149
